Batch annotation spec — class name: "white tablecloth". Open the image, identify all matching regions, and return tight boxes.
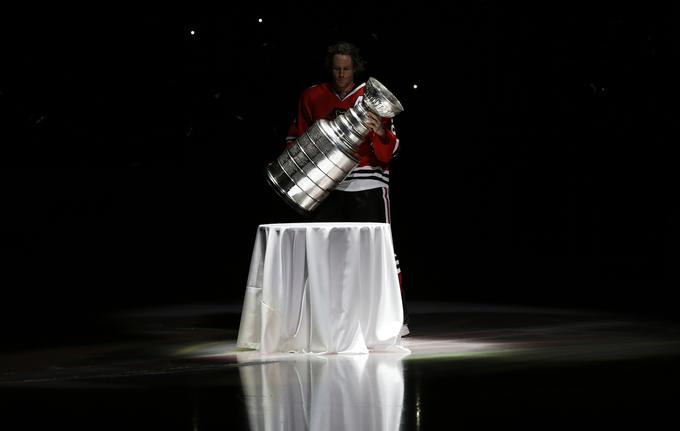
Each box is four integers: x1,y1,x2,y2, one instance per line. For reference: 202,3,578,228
236,222,405,354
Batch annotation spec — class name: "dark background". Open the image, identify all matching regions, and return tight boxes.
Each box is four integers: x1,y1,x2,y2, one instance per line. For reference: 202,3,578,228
1,3,678,346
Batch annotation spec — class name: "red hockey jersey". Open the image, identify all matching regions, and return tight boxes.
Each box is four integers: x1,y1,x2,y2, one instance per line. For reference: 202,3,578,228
286,82,399,192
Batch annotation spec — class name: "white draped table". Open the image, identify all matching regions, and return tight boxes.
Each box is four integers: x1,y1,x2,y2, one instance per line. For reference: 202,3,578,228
236,222,405,354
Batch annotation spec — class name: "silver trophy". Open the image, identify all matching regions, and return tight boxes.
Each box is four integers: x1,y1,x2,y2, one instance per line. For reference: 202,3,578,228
266,77,404,213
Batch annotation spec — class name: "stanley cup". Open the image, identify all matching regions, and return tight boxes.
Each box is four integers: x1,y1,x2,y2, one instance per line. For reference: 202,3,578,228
266,77,404,213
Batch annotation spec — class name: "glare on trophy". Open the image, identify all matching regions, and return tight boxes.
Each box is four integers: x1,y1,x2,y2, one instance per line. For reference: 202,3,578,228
266,77,404,213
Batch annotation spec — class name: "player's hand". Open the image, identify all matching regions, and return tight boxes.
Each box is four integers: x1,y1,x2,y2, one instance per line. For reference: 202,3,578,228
365,112,386,138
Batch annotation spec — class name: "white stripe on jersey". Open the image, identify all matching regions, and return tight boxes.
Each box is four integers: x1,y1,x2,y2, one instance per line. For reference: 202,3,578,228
346,168,390,181
335,179,388,192
382,187,391,223
336,165,390,191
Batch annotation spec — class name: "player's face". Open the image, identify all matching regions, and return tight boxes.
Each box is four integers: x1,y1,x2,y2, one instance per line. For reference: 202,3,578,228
331,54,355,93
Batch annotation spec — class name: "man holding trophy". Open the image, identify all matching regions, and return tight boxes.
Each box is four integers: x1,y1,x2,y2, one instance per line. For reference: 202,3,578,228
280,41,409,336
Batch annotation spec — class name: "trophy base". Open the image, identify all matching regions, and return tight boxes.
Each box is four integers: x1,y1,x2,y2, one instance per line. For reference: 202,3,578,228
264,168,316,216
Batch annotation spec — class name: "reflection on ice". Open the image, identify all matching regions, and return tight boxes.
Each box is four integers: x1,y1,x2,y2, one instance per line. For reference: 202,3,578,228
237,352,407,431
